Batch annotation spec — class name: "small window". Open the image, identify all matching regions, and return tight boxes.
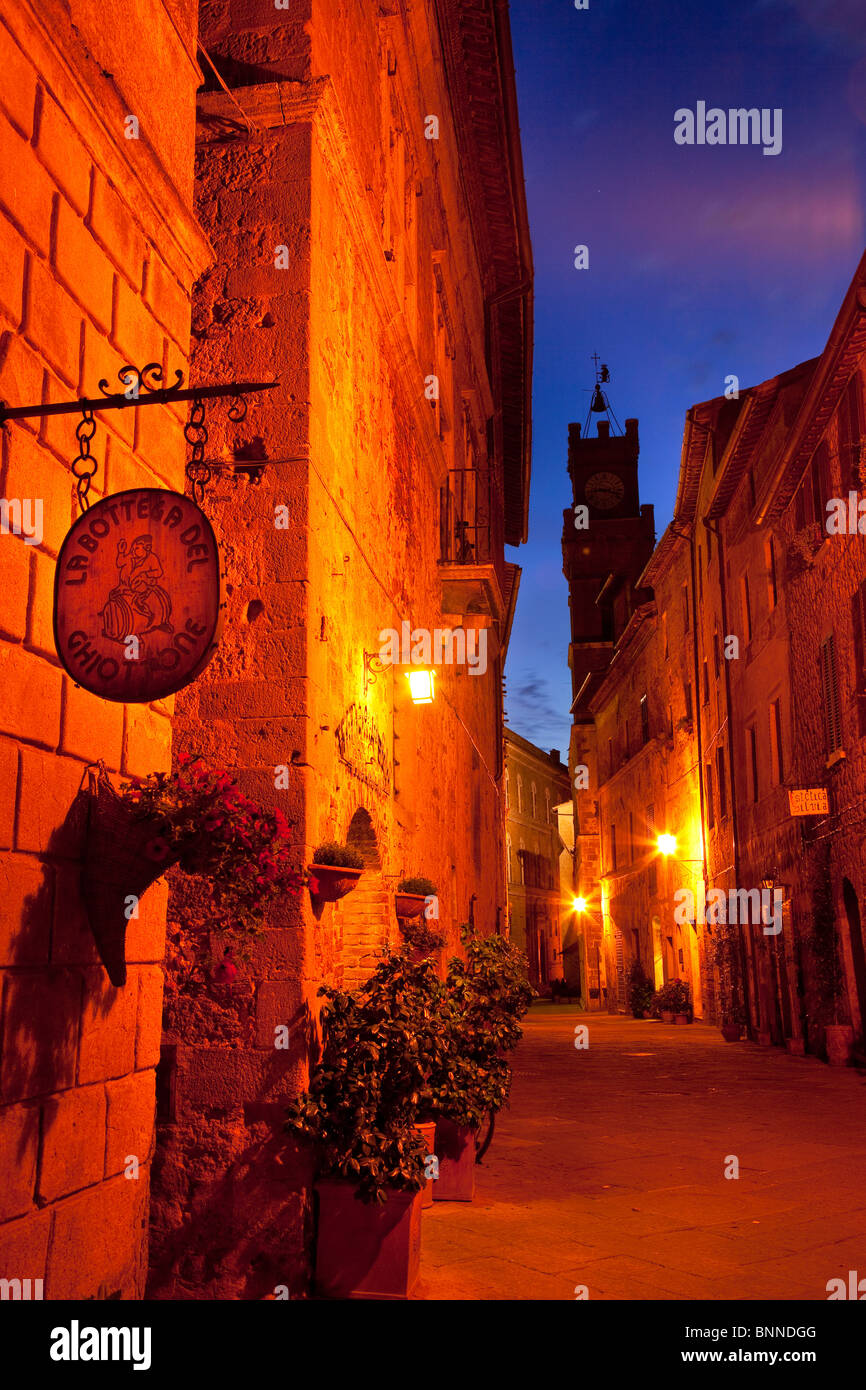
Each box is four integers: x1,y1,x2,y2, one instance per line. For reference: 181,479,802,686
610,824,617,873
531,782,538,819
504,771,509,809
517,775,523,813
741,575,752,644
706,763,715,830
717,745,728,820
766,536,778,611
640,694,650,746
682,584,690,634
713,630,720,680
702,660,710,705
749,726,759,803
684,682,693,724
769,699,784,784
820,634,843,754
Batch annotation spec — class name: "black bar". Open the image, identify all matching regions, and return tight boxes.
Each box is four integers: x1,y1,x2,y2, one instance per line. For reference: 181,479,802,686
0,380,279,425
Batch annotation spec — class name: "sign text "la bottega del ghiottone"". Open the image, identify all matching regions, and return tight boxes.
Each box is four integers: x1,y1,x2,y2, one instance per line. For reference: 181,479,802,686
54,488,221,703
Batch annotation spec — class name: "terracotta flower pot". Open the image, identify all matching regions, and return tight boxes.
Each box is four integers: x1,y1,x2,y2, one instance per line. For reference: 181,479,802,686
673,1013,690,1025
81,768,181,987
307,864,363,903
721,1023,741,1042
394,892,428,920
661,1009,674,1024
433,1118,476,1202
415,1121,436,1208
314,1179,422,1299
825,1024,855,1067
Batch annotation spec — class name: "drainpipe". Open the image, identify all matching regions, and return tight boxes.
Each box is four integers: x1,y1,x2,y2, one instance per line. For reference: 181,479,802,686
704,517,755,1038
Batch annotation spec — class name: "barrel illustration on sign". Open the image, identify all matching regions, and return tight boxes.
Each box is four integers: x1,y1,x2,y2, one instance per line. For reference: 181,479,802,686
54,488,222,702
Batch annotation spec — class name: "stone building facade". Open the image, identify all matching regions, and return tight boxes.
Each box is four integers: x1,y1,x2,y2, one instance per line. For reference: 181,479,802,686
0,0,531,1299
147,1,532,1298
0,0,206,1299
565,252,866,1057
504,729,571,992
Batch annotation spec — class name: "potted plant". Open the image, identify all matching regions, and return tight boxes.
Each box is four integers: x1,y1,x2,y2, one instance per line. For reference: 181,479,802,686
626,959,654,1018
810,856,854,1066
395,875,437,920
82,755,303,985
285,954,449,1298
656,979,691,1024
308,840,365,903
398,916,446,965
421,928,534,1201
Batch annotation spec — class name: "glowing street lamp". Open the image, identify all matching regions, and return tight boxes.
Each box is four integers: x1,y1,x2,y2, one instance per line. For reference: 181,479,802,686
572,896,587,913
406,668,435,705
656,833,677,857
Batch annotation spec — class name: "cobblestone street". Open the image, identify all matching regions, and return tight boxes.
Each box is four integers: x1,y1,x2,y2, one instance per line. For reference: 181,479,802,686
417,1008,866,1300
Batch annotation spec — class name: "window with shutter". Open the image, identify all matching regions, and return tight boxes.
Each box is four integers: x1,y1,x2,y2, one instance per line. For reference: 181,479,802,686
820,634,843,754
853,582,866,691
769,700,784,783
840,373,864,491
706,763,715,830
717,745,728,820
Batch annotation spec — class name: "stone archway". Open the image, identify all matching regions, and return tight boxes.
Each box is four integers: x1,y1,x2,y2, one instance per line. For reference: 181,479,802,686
339,807,390,988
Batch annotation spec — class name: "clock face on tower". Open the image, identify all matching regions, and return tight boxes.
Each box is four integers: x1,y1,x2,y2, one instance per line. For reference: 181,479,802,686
585,470,625,510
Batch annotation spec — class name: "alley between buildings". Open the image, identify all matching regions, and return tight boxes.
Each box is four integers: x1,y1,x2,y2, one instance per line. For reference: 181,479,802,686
417,1008,866,1300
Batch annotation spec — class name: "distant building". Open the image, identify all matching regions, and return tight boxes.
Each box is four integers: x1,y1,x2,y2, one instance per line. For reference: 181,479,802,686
504,730,572,991
562,252,866,1055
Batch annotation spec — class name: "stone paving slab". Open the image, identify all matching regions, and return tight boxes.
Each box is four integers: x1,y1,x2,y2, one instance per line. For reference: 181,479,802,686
415,1010,866,1301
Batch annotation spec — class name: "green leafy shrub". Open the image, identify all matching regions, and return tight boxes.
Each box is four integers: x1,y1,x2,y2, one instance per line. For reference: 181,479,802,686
312,840,364,869
655,979,691,1014
285,954,448,1204
626,959,655,1017
421,928,534,1131
397,875,437,897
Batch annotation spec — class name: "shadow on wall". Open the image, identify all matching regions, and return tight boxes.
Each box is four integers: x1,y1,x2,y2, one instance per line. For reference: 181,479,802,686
4,782,119,1154
145,1036,316,1300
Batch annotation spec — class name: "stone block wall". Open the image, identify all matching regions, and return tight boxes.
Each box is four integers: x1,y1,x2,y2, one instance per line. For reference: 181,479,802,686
0,1,206,1297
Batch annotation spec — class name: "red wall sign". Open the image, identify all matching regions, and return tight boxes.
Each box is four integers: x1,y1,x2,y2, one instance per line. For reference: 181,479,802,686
54,488,222,702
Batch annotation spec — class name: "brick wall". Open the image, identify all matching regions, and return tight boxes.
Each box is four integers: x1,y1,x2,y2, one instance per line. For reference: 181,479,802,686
0,1,206,1297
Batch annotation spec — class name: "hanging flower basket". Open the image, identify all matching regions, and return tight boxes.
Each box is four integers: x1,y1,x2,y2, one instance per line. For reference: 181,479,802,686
81,765,182,986
394,893,427,920
307,864,364,903
81,756,303,986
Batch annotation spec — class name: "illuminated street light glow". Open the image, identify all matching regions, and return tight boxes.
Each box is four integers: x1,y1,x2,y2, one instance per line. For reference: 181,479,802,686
656,833,677,856
573,896,587,913
406,668,435,704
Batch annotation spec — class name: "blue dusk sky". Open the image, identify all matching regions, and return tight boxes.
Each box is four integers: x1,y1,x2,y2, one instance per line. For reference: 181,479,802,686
503,0,866,755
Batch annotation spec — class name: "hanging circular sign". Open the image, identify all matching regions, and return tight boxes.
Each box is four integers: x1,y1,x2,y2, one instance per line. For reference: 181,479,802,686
54,488,222,702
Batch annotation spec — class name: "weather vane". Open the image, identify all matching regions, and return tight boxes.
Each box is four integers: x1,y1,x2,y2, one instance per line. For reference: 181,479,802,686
584,355,622,437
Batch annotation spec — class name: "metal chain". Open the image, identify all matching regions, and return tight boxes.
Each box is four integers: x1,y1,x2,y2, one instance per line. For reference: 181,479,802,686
184,396,210,506
70,407,99,512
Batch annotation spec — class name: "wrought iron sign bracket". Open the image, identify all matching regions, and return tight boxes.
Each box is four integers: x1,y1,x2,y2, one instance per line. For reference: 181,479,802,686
0,363,278,427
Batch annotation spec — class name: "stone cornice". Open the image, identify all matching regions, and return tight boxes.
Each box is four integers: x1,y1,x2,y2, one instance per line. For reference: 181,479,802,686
757,256,866,525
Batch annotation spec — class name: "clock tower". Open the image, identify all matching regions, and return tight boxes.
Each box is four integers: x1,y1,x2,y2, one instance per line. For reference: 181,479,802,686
562,415,656,719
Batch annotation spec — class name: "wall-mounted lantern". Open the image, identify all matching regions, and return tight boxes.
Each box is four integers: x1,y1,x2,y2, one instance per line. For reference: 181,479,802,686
406,668,435,705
